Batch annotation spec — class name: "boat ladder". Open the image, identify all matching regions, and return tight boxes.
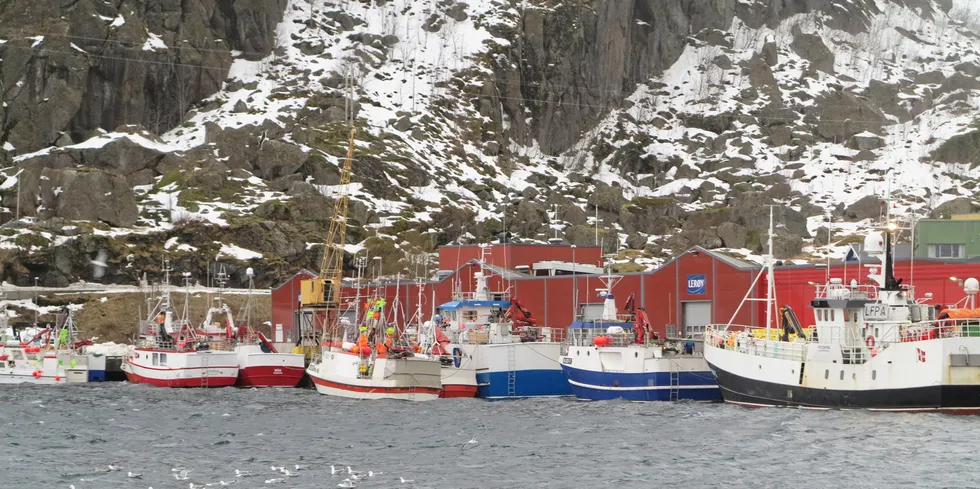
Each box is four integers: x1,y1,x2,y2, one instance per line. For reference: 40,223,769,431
668,360,679,401
506,345,516,397
201,354,210,388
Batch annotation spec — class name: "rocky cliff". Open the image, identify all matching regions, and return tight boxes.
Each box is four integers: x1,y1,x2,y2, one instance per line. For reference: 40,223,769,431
0,0,978,287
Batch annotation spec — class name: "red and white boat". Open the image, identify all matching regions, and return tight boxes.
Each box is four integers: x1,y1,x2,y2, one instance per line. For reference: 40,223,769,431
307,294,441,400
222,267,305,387
122,268,238,388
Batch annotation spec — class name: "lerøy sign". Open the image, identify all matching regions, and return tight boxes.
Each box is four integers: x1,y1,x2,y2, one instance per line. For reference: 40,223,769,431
687,274,706,295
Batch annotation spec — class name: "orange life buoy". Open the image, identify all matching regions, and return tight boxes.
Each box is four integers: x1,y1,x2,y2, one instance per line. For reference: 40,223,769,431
865,335,876,348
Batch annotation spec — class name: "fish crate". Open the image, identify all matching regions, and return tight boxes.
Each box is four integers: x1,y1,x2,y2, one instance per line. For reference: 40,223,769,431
466,331,489,344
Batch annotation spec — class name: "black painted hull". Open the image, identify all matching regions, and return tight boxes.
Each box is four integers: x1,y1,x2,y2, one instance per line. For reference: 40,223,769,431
708,361,980,413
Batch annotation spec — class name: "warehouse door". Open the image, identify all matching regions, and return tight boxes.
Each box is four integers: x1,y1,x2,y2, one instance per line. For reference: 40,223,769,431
682,301,711,339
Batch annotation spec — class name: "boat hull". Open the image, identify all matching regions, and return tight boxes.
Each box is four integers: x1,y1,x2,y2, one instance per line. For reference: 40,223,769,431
708,359,980,413
238,365,306,387
560,345,720,401
462,342,571,398
438,346,478,398
440,384,478,398
561,365,719,401
123,349,239,388
0,350,91,384
704,336,980,413
235,345,306,387
307,350,442,401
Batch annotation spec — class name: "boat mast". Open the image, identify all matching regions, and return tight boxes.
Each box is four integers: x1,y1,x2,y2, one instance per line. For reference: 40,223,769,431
765,206,775,336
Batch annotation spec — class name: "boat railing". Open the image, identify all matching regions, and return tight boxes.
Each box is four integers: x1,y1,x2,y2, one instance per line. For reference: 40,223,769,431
813,284,879,300
899,318,980,341
705,326,807,362
457,325,565,344
566,327,635,347
452,291,511,302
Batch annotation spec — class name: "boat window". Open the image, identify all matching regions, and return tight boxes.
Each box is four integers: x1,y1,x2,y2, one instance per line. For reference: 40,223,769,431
817,310,822,321
839,370,844,380
159,353,167,366
634,352,638,358
872,370,877,380
152,353,159,366
462,310,478,322
875,327,879,337
830,310,835,321
843,310,850,321
824,370,829,379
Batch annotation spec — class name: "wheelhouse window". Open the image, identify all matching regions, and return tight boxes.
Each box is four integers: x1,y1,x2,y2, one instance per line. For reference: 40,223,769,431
462,310,478,322
159,353,168,366
152,353,159,366
929,244,964,259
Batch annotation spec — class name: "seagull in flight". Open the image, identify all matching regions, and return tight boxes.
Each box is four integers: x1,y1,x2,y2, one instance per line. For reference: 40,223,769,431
174,469,192,480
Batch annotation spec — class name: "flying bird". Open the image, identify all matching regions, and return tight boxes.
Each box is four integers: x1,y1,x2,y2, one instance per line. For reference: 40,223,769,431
91,250,109,280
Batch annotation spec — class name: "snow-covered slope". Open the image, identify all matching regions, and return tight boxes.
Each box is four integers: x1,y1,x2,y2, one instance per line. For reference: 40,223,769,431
1,0,980,285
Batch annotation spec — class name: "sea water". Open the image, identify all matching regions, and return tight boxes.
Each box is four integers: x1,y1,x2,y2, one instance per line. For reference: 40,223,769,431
1,383,977,488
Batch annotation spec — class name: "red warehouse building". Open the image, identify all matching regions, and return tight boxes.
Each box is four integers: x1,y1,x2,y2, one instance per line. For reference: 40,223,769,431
270,244,980,344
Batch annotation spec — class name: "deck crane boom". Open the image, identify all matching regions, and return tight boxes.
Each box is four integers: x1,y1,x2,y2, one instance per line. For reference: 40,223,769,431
300,126,356,315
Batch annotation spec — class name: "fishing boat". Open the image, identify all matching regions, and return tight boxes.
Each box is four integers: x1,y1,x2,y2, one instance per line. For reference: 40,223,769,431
307,290,442,401
417,317,478,398
438,256,571,398
209,266,305,387
122,265,239,388
559,272,719,401
703,205,980,412
0,307,95,384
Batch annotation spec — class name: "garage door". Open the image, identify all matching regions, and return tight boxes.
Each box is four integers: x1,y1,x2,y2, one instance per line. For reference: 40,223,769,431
682,301,711,338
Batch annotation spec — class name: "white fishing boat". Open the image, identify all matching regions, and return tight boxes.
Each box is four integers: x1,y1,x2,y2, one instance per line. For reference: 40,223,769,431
307,292,442,401
559,272,719,402
0,307,93,384
122,265,239,388
704,205,980,413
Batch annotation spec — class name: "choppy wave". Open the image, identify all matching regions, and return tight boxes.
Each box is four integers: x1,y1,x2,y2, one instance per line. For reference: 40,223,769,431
2,384,978,488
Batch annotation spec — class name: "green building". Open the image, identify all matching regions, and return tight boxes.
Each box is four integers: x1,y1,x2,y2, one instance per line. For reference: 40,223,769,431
914,215,980,259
